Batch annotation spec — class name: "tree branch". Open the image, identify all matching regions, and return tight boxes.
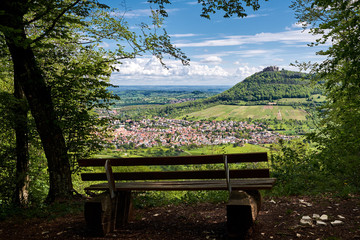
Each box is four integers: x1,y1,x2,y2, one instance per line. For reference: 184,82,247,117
31,0,82,45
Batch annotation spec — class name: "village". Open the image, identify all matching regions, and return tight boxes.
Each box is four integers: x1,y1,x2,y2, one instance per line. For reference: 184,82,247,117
110,117,296,149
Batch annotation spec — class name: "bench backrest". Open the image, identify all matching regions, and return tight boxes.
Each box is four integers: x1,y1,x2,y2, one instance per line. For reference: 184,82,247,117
78,152,269,183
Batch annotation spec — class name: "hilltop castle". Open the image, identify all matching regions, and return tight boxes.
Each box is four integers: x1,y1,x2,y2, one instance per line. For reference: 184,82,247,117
262,66,279,72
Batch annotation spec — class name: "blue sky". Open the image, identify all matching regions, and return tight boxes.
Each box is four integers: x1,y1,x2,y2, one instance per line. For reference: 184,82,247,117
104,0,326,86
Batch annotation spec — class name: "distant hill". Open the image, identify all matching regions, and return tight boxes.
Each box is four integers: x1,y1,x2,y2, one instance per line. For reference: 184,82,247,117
209,67,318,103
116,67,322,120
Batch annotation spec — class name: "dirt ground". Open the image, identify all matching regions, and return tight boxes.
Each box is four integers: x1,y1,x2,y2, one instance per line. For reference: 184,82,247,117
1,195,360,240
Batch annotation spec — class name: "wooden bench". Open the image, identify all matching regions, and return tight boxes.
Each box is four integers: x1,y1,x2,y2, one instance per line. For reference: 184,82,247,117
78,152,276,239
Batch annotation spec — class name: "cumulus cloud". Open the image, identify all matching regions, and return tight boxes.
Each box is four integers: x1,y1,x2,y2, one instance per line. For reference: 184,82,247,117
112,56,228,79
286,22,309,30
234,65,264,80
110,54,283,85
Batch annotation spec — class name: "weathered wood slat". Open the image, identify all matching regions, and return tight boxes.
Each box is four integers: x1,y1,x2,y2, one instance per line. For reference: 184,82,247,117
78,152,268,167
81,169,270,181
84,178,276,191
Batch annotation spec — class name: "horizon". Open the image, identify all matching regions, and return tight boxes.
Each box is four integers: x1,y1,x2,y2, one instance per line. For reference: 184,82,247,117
110,65,299,87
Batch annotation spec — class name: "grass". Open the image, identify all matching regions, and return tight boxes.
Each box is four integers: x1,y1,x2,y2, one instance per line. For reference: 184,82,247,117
0,200,83,221
183,144,268,156
184,105,308,121
276,98,308,104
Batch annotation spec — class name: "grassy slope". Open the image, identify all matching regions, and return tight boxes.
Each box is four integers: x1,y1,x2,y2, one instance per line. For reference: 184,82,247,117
183,144,268,156
184,105,308,121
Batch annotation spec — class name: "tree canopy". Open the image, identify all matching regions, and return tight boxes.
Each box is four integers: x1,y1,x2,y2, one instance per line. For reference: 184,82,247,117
0,0,270,204
214,69,317,102
291,0,360,187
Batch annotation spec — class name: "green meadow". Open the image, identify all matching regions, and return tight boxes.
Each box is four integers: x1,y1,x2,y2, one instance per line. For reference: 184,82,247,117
183,144,268,155
183,105,308,121
93,143,268,159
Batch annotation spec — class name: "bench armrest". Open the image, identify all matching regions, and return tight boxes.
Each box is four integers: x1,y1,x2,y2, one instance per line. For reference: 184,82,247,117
105,160,116,199
223,155,232,194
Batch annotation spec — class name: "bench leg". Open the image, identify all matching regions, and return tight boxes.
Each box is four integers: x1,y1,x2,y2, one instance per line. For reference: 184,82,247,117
115,190,133,229
84,192,116,236
226,190,261,240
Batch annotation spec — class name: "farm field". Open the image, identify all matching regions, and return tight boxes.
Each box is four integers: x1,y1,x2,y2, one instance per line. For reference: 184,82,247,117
183,143,268,155
92,144,268,159
183,104,308,121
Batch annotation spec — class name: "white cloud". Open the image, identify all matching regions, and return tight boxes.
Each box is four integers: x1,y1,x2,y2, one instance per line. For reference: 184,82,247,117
200,56,223,64
273,58,284,62
121,8,179,18
286,22,309,30
110,55,283,85
194,49,275,60
113,56,228,79
234,65,264,80
98,41,110,48
170,33,201,38
174,29,318,48
228,49,271,57
245,14,269,18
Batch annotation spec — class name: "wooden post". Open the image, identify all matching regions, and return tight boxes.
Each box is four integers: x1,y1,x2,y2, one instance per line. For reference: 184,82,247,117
226,190,261,240
115,190,133,228
84,193,116,236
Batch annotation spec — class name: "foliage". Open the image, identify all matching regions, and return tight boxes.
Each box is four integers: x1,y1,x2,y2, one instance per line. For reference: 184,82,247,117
0,200,83,221
109,88,222,107
270,139,323,195
291,0,360,190
0,0,191,203
214,69,320,102
270,138,358,196
149,0,267,19
133,190,228,208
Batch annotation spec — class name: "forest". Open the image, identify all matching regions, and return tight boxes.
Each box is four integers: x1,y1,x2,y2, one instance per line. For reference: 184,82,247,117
108,86,227,107
0,1,359,237
213,70,321,102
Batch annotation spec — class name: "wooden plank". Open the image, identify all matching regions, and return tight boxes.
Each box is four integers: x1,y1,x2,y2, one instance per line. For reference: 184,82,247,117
84,178,276,191
81,169,270,181
78,152,268,167
105,160,116,199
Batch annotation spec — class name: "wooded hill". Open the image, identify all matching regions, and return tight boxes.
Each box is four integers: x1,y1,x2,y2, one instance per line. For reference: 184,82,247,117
146,68,321,119
209,68,319,103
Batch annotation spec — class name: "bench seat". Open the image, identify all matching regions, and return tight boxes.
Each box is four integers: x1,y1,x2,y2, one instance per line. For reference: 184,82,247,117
85,178,276,191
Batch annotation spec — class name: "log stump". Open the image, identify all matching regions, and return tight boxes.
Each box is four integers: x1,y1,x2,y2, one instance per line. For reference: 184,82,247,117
84,192,115,236
226,190,262,240
84,191,133,236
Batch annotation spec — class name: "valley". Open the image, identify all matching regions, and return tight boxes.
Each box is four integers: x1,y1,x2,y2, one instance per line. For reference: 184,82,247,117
101,68,323,157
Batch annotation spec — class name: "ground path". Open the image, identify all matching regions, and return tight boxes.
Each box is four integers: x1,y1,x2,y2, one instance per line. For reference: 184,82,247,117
1,195,359,239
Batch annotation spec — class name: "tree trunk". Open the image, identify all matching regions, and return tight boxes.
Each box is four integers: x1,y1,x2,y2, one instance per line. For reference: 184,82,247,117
1,4,73,202
13,77,30,206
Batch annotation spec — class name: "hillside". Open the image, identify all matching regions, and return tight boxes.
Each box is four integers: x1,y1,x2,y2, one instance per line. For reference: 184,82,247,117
115,67,321,120
184,105,308,121
210,67,317,103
